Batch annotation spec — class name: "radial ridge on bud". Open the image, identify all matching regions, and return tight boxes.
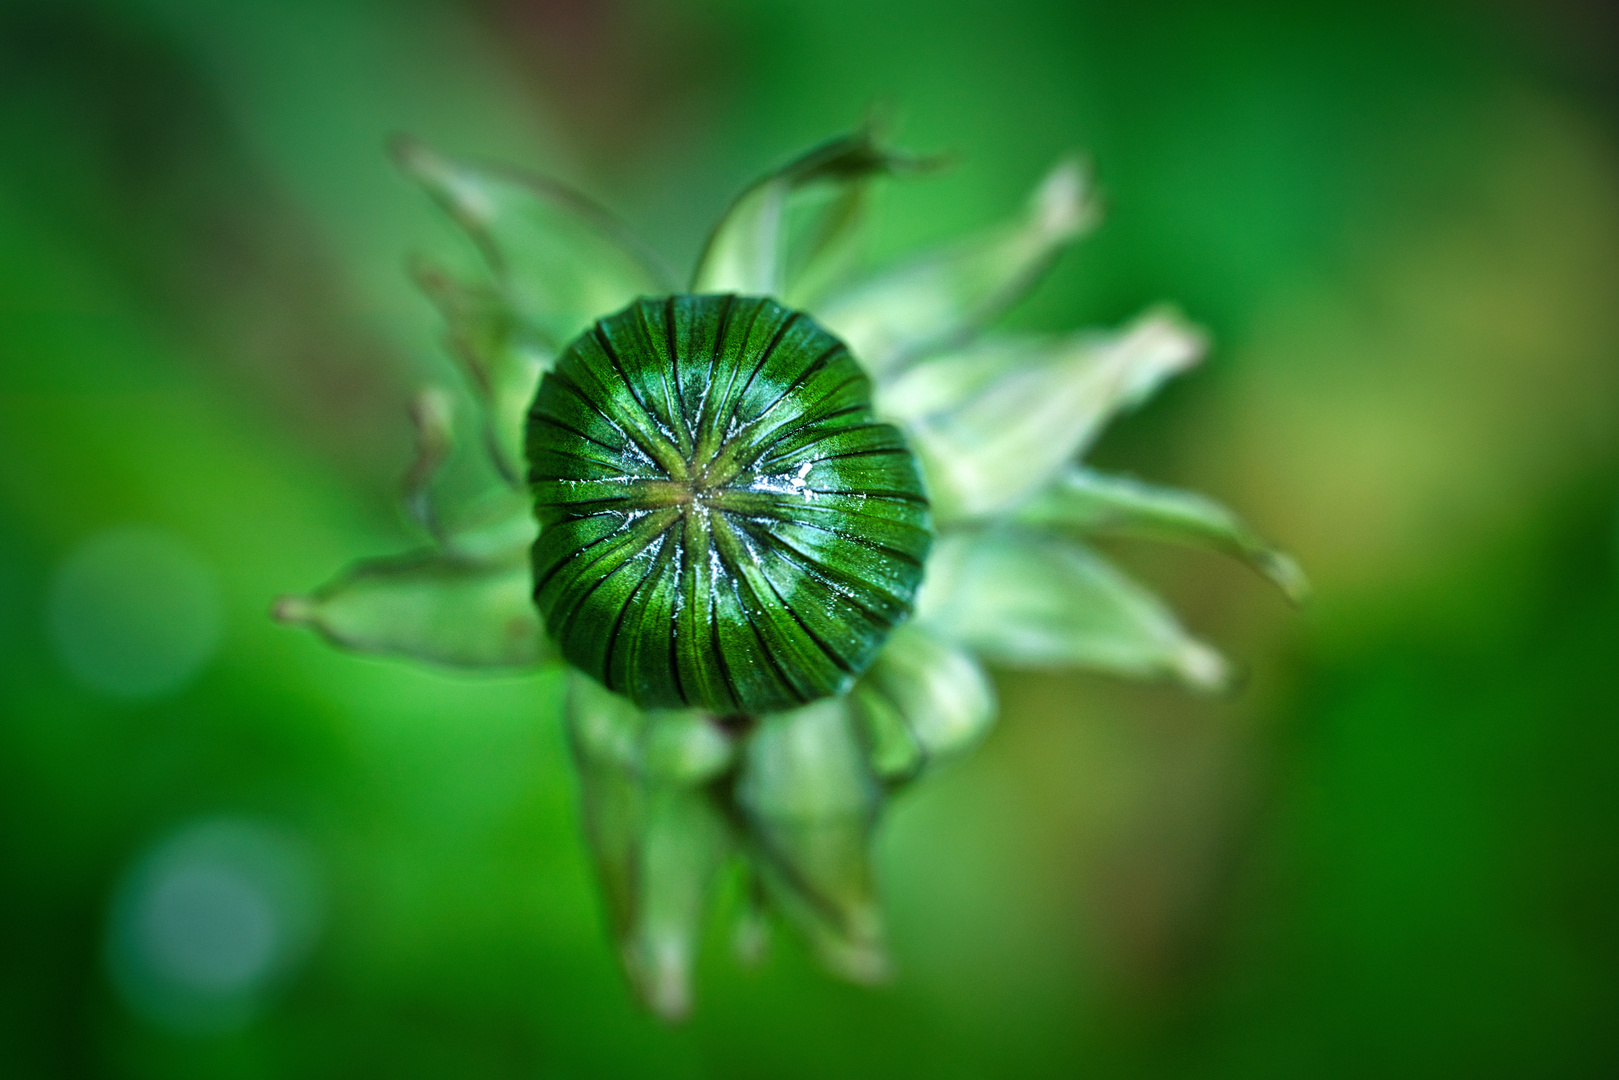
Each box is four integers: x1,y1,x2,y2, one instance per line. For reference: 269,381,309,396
526,294,932,714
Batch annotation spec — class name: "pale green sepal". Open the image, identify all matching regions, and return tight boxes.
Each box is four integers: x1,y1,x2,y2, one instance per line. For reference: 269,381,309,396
852,690,921,782
273,549,555,669
393,137,670,349
880,309,1206,520
395,377,537,562
402,387,456,536
623,787,732,1020
736,699,890,983
691,130,919,301
566,675,737,1020
433,490,538,563
853,624,996,784
567,674,736,784
730,868,772,968
567,672,646,769
412,261,551,485
1019,467,1310,603
643,711,737,786
814,155,1098,377
916,530,1230,691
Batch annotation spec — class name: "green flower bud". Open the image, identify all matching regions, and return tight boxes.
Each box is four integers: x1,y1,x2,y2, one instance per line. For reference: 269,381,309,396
736,698,888,983
527,294,932,715
279,131,1304,1020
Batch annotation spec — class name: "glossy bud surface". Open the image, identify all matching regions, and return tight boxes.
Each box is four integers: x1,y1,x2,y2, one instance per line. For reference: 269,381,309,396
527,295,931,714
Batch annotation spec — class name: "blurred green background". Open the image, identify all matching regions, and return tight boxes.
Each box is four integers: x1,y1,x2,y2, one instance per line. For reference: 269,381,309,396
3,0,1617,1076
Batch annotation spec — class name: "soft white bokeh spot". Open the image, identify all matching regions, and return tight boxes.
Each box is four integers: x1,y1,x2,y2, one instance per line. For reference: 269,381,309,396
47,526,223,699
141,865,279,992
107,818,324,1035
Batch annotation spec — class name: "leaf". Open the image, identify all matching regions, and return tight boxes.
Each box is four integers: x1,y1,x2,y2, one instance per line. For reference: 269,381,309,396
402,386,456,536
273,548,555,669
1018,467,1310,602
735,698,889,983
566,675,736,1020
566,675,737,786
729,866,772,968
879,309,1206,520
916,530,1230,691
433,489,538,563
617,786,732,1021
412,261,550,485
814,155,1098,377
853,624,996,784
393,372,538,562
394,137,670,350
691,129,923,302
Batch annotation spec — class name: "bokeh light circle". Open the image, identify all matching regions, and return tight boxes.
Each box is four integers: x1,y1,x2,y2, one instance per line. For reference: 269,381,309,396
106,817,324,1035
46,526,223,699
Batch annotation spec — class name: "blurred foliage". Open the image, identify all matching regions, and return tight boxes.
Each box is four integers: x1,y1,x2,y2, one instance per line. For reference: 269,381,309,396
1,0,1616,1077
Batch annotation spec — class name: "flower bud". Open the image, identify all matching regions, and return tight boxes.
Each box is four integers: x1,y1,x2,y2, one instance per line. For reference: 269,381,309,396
527,295,932,715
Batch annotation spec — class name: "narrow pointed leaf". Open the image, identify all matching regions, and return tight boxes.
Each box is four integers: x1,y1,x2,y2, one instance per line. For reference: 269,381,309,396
1019,467,1310,602
393,369,538,561
736,699,889,983
916,530,1230,691
402,386,456,536
568,672,647,771
642,711,738,786
434,489,538,562
566,675,736,1020
274,549,554,669
730,867,772,968
692,130,920,301
627,787,732,1020
413,261,550,484
853,624,996,784
814,155,1098,376
880,309,1206,520
567,673,736,786
568,774,732,1023
395,138,669,349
